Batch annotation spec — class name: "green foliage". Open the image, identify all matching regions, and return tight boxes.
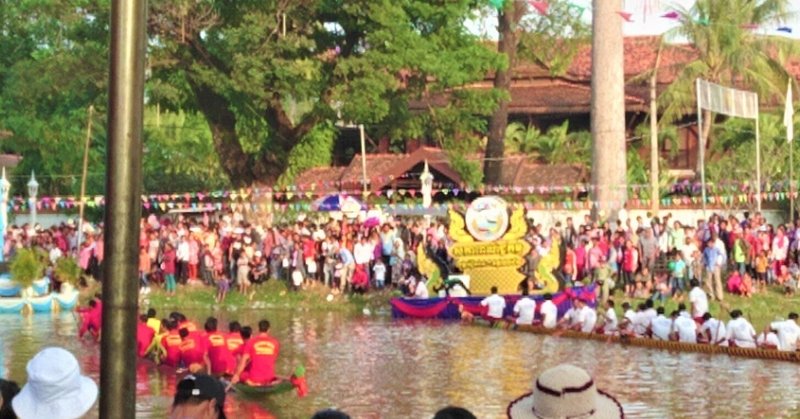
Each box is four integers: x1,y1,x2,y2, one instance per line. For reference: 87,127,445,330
54,256,82,287
517,0,590,76
504,121,591,165
706,113,796,184
657,0,793,123
143,108,230,192
9,248,46,288
276,122,336,186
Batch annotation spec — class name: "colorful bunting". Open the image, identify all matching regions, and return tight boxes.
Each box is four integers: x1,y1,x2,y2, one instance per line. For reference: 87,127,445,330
778,27,793,33
660,11,679,20
529,0,549,15
489,0,505,10
617,11,633,22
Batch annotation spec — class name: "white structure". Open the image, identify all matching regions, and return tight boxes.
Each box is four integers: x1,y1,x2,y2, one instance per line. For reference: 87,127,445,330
27,171,38,227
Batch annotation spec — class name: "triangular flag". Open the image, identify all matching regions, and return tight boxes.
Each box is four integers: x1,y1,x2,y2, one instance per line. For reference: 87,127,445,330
617,11,633,22
785,79,794,143
489,0,505,10
696,16,709,26
778,26,793,33
529,0,548,15
661,11,679,20
741,23,759,30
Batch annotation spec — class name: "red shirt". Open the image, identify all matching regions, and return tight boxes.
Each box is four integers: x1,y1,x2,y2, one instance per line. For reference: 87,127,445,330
243,334,280,385
226,332,244,356
206,332,231,375
162,331,182,367
137,322,155,358
180,332,207,367
179,321,198,333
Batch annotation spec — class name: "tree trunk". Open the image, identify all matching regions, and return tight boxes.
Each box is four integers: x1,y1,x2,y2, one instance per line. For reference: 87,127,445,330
483,2,525,185
590,0,627,221
650,39,663,214
697,108,713,176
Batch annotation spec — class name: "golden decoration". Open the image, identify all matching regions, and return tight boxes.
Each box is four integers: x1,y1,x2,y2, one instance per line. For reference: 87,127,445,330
448,208,474,243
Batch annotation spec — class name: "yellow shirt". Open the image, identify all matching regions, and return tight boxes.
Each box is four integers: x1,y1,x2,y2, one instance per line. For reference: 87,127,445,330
146,317,161,334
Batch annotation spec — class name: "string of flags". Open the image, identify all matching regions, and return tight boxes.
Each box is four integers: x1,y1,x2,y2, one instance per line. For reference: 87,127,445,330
486,0,795,33
5,181,800,214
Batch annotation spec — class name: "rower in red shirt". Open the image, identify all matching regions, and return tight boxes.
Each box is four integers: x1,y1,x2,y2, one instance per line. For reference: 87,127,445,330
202,317,232,375
225,321,244,371
136,314,155,358
161,320,183,367
231,319,280,386
78,298,102,341
179,327,208,372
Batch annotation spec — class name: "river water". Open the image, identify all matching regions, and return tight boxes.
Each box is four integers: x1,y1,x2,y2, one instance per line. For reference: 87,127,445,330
1,311,799,418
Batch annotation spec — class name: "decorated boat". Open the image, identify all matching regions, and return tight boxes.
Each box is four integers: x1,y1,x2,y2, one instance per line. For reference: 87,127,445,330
476,322,800,364
55,291,80,311
391,286,596,320
0,298,25,314
0,275,21,297
29,294,54,313
233,380,295,396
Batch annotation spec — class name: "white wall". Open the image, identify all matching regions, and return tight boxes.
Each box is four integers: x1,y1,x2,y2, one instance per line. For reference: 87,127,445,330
10,213,73,229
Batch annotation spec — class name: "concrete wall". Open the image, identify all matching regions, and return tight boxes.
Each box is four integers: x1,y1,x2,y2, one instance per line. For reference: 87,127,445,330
9,213,72,229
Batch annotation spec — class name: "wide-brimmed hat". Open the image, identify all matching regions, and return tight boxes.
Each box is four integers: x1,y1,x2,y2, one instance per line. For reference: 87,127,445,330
12,347,98,419
507,364,623,419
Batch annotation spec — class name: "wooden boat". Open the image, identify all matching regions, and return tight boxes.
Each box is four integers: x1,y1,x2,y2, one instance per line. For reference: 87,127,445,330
233,379,294,397
473,321,800,363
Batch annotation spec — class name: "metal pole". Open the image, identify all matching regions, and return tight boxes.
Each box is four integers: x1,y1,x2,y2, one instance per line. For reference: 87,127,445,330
77,105,94,249
359,124,368,198
649,40,663,214
697,79,707,218
756,107,762,212
100,0,145,417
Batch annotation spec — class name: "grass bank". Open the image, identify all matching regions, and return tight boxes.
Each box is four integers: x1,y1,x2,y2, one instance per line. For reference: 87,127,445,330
611,285,800,332
140,280,396,315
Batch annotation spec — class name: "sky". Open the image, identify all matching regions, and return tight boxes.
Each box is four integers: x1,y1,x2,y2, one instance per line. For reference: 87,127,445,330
466,0,800,41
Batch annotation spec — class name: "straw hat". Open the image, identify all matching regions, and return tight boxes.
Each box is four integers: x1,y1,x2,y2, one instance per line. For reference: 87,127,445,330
12,347,98,419
507,364,623,419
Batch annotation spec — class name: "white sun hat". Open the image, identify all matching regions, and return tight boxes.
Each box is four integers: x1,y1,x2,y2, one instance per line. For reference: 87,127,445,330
12,347,98,419
507,364,623,419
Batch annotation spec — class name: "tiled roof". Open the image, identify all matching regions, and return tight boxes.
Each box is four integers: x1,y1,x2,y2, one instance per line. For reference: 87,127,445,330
0,154,21,168
292,147,588,192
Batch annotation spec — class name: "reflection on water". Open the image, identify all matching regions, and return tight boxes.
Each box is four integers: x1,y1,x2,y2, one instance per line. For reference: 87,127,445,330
1,311,800,418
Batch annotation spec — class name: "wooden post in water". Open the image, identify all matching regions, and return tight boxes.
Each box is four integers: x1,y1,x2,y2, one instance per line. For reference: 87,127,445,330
100,0,146,418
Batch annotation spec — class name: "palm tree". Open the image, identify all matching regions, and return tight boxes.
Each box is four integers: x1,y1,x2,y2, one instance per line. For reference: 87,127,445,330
656,0,793,174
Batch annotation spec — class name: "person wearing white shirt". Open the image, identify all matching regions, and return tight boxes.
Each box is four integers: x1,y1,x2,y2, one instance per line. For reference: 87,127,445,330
618,302,636,335
353,237,373,266
770,313,800,351
699,313,728,346
558,306,579,329
756,331,780,349
671,311,698,343
513,289,536,326
726,310,757,348
413,278,429,299
688,279,709,320
601,300,618,334
631,303,651,337
538,293,558,329
480,286,507,321
577,302,597,334
650,308,672,341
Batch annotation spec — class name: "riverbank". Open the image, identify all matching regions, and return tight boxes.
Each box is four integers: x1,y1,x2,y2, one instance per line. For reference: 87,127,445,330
138,280,396,314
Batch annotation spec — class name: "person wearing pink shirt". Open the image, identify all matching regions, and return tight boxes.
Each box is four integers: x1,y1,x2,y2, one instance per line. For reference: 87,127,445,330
188,235,200,281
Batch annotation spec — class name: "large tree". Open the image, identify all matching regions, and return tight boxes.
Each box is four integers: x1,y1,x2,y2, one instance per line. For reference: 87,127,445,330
148,0,502,186
657,0,792,174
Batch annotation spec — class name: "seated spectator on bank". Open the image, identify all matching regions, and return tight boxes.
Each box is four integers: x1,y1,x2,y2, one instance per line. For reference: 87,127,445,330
170,374,226,419
12,347,98,419
726,271,743,294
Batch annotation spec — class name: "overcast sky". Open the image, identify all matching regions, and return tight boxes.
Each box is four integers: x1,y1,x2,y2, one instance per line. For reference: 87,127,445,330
466,0,800,40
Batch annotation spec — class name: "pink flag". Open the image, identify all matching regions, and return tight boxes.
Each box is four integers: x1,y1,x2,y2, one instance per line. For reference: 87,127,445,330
617,11,633,22
660,11,679,19
529,0,549,15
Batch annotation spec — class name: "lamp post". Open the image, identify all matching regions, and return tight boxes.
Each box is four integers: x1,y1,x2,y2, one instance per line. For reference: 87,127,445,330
27,171,38,229
0,168,9,262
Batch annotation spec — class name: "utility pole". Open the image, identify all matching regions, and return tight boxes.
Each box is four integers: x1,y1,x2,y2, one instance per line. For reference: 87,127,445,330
99,0,146,418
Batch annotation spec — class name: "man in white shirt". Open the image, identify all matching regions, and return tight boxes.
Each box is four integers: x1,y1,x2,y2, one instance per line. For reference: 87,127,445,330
601,300,618,334
756,331,780,349
480,286,507,323
413,277,429,299
640,300,657,329
770,313,800,351
512,289,536,326
726,310,757,348
699,312,728,346
688,279,709,322
576,299,597,334
630,303,650,337
650,307,672,340
671,310,698,343
619,302,636,336
353,236,373,266
537,293,558,329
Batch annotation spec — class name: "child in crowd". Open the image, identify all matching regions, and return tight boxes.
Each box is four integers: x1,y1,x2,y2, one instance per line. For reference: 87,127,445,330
651,272,670,304
372,258,387,289
668,250,686,298
755,250,769,288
